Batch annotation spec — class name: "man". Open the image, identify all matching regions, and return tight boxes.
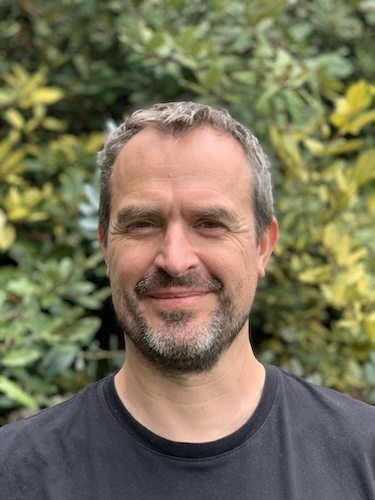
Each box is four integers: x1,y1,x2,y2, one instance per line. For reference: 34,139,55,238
0,102,374,499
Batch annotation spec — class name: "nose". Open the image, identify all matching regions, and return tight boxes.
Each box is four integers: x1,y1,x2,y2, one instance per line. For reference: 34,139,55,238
153,224,200,277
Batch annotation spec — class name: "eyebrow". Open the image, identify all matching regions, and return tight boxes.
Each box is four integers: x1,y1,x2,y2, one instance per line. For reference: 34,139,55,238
114,206,160,226
191,206,238,224
113,204,238,226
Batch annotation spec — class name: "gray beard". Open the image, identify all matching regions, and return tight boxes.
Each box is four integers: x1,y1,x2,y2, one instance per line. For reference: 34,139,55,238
113,270,249,375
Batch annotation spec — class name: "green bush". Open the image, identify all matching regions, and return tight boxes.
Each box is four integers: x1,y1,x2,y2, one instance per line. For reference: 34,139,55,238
255,80,375,400
1,0,374,421
0,65,113,417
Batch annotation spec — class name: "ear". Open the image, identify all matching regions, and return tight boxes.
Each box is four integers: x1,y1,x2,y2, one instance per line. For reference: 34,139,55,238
257,217,279,278
98,224,109,271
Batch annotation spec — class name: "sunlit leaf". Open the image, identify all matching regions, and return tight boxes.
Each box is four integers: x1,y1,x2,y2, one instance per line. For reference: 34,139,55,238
31,87,65,105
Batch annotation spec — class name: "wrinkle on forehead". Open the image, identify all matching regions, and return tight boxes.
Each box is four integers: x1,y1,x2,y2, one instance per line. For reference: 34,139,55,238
110,125,254,217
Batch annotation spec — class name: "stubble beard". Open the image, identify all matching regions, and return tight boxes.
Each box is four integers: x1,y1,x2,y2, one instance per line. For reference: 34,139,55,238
113,270,250,375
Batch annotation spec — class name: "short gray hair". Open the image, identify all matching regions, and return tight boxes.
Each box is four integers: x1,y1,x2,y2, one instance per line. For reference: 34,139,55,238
97,101,274,242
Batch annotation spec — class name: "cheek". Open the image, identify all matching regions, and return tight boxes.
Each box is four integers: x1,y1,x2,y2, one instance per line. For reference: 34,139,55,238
212,252,259,303
209,243,257,278
108,244,154,283
208,255,247,289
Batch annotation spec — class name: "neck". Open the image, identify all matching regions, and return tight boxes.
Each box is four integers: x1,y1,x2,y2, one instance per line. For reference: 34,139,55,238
114,330,265,443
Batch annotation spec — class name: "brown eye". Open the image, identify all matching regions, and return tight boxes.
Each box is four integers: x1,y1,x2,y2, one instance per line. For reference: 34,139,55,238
134,221,153,228
195,220,227,236
201,221,221,228
125,220,159,235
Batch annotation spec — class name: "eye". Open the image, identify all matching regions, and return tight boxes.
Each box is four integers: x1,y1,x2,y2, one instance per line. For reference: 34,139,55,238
132,221,154,228
196,219,227,235
200,220,222,229
124,220,159,235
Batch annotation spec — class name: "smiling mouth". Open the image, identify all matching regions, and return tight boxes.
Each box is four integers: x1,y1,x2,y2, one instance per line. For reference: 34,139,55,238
147,290,210,307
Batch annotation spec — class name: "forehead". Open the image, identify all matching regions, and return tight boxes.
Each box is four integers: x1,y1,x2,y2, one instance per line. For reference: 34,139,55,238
108,126,255,227
111,125,252,192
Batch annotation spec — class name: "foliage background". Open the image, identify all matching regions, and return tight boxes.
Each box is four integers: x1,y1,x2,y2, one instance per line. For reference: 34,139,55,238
0,0,374,423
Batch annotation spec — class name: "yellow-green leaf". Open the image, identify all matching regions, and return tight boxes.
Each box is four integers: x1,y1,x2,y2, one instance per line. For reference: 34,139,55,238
347,80,372,112
322,222,339,250
330,97,351,127
304,138,325,156
7,207,28,221
323,138,364,156
0,150,25,176
363,316,375,341
346,248,368,267
0,376,37,408
4,186,22,210
12,63,30,82
20,67,47,97
4,108,25,129
352,149,375,186
369,194,375,212
42,117,66,131
27,211,49,222
84,132,105,153
299,265,331,283
321,278,346,306
31,87,64,105
340,110,375,135
0,210,16,252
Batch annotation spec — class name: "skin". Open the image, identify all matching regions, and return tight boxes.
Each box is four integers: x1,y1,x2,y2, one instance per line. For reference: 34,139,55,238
98,125,278,442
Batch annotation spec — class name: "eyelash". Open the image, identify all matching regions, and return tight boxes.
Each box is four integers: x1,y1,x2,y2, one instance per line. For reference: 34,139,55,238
120,219,227,237
125,220,157,232
133,221,154,228
198,220,224,229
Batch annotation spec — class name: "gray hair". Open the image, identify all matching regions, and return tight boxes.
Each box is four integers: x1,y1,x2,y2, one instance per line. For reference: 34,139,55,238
97,101,274,242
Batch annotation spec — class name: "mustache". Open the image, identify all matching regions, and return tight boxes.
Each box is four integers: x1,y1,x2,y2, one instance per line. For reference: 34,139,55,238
135,270,223,298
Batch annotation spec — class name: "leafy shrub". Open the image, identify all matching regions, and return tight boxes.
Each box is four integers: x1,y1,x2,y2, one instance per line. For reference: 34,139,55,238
0,65,114,418
254,80,375,400
1,0,374,421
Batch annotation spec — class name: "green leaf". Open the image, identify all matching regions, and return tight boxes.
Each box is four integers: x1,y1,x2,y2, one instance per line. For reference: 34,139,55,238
0,376,37,408
40,347,76,376
2,348,42,367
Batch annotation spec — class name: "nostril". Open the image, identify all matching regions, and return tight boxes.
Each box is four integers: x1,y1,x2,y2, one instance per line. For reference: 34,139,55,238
154,241,199,278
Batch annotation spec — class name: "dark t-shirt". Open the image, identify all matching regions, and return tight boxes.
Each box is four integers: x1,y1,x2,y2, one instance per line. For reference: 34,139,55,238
1,365,374,499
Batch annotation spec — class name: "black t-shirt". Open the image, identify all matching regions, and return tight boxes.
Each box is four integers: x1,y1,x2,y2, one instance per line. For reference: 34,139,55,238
1,365,374,499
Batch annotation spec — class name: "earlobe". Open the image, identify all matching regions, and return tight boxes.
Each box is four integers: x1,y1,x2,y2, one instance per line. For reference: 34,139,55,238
257,217,279,278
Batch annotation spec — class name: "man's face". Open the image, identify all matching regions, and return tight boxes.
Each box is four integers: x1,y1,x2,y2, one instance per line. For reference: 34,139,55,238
99,126,277,374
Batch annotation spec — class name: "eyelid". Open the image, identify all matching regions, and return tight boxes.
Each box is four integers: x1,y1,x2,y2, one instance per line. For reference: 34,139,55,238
111,217,157,236
199,219,224,227
195,219,228,233
129,221,152,229
126,219,159,230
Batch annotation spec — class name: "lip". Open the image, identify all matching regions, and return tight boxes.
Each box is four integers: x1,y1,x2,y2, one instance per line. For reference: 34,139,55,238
146,289,210,307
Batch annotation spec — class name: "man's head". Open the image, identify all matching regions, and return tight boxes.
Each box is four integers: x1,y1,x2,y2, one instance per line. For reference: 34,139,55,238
97,102,278,375
97,101,274,245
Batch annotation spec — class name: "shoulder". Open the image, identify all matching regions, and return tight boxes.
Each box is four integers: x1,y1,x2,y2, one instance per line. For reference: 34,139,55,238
0,377,114,499
268,364,375,440
0,376,110,453
272,364,374,410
